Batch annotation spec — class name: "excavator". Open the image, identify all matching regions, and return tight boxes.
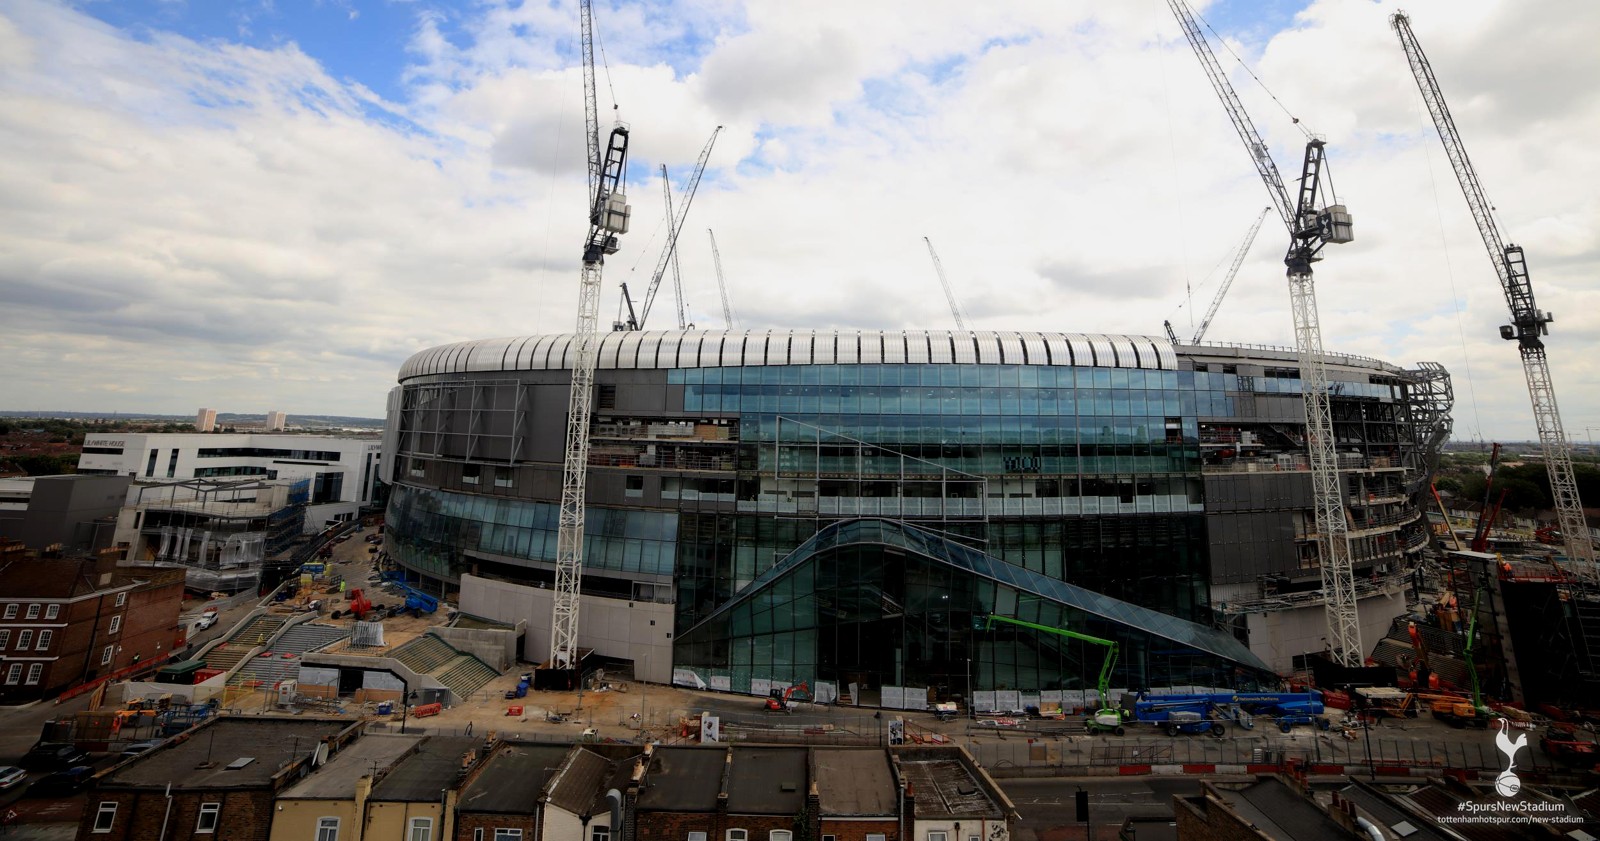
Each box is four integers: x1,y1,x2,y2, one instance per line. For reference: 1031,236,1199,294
764,683,810,713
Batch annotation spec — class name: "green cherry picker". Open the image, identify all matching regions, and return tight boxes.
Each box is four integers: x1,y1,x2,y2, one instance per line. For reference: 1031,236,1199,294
980,615,1129,735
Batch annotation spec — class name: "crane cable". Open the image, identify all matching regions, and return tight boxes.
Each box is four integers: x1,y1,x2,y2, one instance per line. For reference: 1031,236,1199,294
1193,6,1313,140
1410,80,1485,442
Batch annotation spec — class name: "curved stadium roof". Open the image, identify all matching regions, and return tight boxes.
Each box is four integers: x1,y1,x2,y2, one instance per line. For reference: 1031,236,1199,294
399,330,1179,381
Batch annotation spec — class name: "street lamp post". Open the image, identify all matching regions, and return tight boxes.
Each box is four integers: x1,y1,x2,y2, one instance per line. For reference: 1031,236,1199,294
400,690,419,734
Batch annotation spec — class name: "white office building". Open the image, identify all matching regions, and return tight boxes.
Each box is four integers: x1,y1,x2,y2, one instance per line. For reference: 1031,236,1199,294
265,411,288,431
196,408,217,432
77,432,382,531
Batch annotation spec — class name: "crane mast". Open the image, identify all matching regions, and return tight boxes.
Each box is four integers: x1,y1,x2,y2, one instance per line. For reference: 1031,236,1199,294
627,126,722,331
660,166,690,329
709,229,736,329
553,0,631,672
923,237,968,332
1392,13,1594,573
1168,0,1362,666
1192,207,1271,343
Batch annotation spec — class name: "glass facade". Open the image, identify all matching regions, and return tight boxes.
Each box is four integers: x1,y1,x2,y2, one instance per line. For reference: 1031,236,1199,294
674,519,1271,703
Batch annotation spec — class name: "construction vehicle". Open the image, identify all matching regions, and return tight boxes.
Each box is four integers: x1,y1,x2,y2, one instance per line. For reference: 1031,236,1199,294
708,229,736,329
549,0,632,678
1431,587,1494,728
1393,14,1594,575
1164,206,1271,345
1168,0,1361,666
1539,724,1598,765
1469,443,1505,553
979,615,1127,735
337,588,373,621
764,682,811,713
395,582,438,616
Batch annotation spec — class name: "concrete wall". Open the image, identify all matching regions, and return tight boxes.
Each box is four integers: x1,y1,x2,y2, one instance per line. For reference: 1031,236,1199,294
366,801,443,841
269,799,361,841
458,574,674,683
545,804,612,841
433,623,522,673
4,475,131,551
1243,587,1407,674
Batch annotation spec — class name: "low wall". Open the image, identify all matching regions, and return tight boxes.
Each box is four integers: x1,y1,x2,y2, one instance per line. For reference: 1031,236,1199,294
432,624,520,673
301,652,455,706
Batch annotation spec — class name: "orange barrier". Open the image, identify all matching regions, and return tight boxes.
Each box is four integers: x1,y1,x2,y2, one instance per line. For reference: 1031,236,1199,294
412,702,443,718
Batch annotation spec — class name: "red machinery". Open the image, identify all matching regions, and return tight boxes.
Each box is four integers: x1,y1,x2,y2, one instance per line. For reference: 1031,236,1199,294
342,589,373,621
764,682,810,713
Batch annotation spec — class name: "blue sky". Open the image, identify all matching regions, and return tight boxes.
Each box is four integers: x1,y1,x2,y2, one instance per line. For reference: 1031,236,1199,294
4,0,1598,442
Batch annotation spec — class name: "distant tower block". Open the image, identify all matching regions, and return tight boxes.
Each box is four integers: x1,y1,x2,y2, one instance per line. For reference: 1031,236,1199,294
196,408,217,432
265,411,287,432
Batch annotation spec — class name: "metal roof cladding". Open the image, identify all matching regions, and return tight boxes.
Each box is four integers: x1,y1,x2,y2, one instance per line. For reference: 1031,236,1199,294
398,330,1180,381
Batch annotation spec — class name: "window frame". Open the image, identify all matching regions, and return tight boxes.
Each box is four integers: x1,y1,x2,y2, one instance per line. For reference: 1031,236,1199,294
769,832,792,841
108,615,122,635
727,831,748,841
92,801,117,833
688,833,708,841
16,629,33,649
195,801,221,833
25,604,40,619
115,592,128,607
865,835,888,841
473,829,484,841
101,645,115,665
928,833,948,841
0,629,10,649
494,830,525,841
36,629,53,650
25,663,42,685
4,664,20,684
44,603,59,620
591,827,610,841
408,817,434,841
2,604,15,619
317,817,341,841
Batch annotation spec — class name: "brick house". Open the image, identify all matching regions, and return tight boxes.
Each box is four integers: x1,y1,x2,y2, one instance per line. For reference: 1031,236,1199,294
632,746,727,841
365,735,487,841
890,747,1016,841
77,715,361,841
540,746,642,841
811,749,902,841
0,547,185,703
452,742,570,841
268,733,424,841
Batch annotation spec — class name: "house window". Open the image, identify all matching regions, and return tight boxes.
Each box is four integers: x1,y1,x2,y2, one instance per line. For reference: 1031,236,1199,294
26,604,40,619
929,833,948,841
317,817,340,841
24,664,42,685
769,833,791,841
45,604,59,619
727,831,747,841
195,802,220,833
2,604,14,619
866,835,887,841
824,836,837,841
17,630,33,649
495,830,524,841
688,834,708,841
36,630,53,650
473,830,484,841
592,828,609,841
102,645,115,665
92,802,117,833
116,592,127,607
408,818,433,841
108,616,122,635
4,664,20,684
0,630,9,649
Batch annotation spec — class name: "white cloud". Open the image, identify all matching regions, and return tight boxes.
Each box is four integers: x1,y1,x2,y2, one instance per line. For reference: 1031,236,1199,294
0,0,1596,443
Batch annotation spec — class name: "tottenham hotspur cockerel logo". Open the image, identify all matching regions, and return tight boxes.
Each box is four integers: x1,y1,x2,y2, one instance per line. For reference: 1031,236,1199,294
1493,718,1527,797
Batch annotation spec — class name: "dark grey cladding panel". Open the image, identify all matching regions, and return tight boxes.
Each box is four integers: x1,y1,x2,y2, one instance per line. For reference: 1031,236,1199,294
1207,511,1299,584
1204,474,1312,513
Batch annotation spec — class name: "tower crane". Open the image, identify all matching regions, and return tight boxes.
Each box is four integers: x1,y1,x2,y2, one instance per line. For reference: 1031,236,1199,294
552,0,632,674
1392,13,1595,573
708,228,736,329
660,165,691,329
1164,207,1270,345
1167,0,1362,666
614,126,722,331
923,237,968,331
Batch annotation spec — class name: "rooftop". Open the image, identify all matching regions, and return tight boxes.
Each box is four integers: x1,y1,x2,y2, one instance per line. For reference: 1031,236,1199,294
368,736,482,803
100,717,354,790
1203,778,1348,841
813,749,897,817
898,759,1001,819
457,743,570,814
637,747,725,812
545,748,614,818
726,747,807,815
278,734,423,800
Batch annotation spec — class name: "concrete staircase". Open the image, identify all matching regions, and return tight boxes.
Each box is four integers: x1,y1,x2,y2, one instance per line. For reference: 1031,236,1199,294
202,615,289,671
389,634,501,700
228,623,350,688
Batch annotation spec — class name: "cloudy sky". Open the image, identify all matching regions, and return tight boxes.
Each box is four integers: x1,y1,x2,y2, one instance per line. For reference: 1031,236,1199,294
1,0,1596,440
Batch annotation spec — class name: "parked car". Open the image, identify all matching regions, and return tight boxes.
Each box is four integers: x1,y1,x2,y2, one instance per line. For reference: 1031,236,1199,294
119,740,163,758
26,766,94,797
193,610,219,631
21,743,90,771
0,766,27,790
